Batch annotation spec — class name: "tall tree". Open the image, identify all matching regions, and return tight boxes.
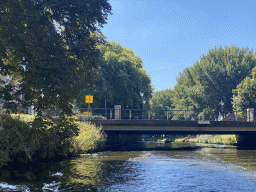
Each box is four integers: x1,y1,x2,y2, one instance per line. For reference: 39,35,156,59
149,89,173,119
76,41,152,112
0,0,112,116
172,45,256,120
232,67,256,117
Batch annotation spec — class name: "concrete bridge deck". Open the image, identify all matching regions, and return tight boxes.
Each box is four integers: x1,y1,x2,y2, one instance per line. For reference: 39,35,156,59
89,119,256,135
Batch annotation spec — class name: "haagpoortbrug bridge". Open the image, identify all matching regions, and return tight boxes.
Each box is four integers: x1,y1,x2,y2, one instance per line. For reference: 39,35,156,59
90,119,256,135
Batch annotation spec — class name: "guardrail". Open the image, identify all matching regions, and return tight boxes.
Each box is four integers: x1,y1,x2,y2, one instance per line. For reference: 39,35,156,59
73,108,246,121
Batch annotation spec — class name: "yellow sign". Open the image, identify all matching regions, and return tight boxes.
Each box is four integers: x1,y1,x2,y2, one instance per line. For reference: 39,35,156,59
85,95,93,103
83,112,91,116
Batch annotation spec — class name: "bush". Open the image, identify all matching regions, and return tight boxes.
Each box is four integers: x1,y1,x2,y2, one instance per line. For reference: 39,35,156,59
0,114,106,168
0,114,34,167
71,122,106,153
30,116,80,159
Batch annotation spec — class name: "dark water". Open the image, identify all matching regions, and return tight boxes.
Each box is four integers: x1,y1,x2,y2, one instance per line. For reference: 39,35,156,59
1,140,256,191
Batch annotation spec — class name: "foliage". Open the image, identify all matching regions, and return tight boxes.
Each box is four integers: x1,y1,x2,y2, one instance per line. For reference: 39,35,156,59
0,0,112,116
30,116,80,159
10,114,35,122
232,67,256,117
0,114,34,167
195,135,236,144
172,45,256,120
75,41,152,111
149,89,173,119
71,122,106,153
175,135,236,144
0,0,112,167
0,114,106,168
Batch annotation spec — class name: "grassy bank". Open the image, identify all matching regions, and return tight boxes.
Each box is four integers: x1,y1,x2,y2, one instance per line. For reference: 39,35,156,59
0,114,106,168
175,135,237,145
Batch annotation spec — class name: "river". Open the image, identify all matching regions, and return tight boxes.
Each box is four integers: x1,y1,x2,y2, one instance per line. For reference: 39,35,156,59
1,137,256,191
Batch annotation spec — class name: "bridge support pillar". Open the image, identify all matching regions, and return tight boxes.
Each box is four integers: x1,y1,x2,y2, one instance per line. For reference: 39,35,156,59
236,133,256,147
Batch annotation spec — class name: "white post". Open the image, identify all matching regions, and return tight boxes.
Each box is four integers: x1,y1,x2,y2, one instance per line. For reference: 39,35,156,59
114,105,121,120
247,108,254,122
110,110,112,120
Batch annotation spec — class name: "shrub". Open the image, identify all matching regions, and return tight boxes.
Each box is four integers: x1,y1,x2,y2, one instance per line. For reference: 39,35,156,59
0,114,34,167
0,114,106,168
72,122,106,153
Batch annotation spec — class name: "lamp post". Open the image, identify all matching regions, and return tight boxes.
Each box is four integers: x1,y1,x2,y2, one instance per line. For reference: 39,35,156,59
219,100,224,120
143,98,146,119
233,93,237,121
140,90,146,119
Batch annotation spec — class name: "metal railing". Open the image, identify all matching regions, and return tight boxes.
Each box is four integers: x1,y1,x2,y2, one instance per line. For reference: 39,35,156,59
73,108,246,121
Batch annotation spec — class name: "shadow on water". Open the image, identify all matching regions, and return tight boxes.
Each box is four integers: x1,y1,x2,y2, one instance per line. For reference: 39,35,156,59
236,145,256,150
104,134,204,151
104,141,203,152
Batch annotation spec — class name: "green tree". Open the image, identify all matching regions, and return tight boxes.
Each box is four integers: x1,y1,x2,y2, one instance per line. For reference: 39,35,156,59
149,89,173,119
76,41,152,116
232,67,256,117
0,0,112,116
172,45,256,120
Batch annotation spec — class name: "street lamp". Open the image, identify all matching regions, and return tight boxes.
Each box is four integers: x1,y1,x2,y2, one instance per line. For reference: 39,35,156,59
219,100,224,121
143,98,146,119
233,93,237,121
220,100,224,111
140,90,146,119
140,90,144,98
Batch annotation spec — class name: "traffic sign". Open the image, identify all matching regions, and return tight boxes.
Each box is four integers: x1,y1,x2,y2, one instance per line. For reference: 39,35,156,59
83,112,91,116
85,95,93,103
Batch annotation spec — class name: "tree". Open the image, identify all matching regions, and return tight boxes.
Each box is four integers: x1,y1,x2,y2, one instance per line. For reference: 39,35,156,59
149,89,173,119
0,0,112,116
232,67,256,117
172,45,256,120
75,41,152,116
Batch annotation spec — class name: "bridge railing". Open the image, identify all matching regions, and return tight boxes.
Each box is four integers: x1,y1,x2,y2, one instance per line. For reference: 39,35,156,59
73,108,246,121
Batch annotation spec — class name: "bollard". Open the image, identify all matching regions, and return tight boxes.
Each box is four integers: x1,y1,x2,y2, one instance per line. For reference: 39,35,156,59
247,108,254,121
129,110,132,120
110,110,112,120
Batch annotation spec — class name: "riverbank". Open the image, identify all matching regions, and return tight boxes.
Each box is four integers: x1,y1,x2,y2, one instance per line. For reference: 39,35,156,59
174,135,237,145
0,114,105,168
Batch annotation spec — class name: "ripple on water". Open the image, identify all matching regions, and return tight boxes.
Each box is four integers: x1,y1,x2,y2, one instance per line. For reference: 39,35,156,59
0,182,30,192
2,145,256,191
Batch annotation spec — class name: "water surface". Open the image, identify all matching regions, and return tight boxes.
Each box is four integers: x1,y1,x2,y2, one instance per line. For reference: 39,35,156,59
1,141,256,191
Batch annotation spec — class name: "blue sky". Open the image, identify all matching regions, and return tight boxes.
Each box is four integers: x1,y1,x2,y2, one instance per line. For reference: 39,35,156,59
101,0,256,91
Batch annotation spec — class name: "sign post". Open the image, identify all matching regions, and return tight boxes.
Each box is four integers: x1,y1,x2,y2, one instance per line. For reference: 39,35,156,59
85,95,93,119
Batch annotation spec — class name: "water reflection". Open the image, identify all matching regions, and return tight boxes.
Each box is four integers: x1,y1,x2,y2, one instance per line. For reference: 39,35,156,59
1,141,256,191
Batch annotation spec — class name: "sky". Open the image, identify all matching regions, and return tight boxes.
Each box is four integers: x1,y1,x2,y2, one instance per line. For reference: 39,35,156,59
101,0,256,91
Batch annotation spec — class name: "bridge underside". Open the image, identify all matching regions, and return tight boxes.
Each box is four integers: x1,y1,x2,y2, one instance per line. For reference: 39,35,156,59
90,120,256,135
103,130,256,135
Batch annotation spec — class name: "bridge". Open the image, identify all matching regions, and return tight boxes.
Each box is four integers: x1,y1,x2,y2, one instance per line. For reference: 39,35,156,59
89,119,256,135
